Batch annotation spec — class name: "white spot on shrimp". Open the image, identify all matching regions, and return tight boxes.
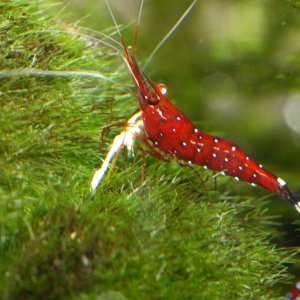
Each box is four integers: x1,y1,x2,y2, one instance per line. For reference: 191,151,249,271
194,128,199,133
197,148,201,153
225,157,229,162
232,146,237,152
253,173,257,178
235,177,240,181
259,164,263,169
246,156,250,160
188,161,192,165
238,166,243,170
173,150,177,154
203,165,208,170
156,108,167,120
176,116,181,121
182,141,187,147
159,133,164,137
214,138,219,143
277,177,286,187
154,141,158,146
199,135,202,140
172,128,176,133
212,153,217,158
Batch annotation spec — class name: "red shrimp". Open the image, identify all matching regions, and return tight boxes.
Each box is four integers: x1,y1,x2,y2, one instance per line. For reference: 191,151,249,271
105,0,300,212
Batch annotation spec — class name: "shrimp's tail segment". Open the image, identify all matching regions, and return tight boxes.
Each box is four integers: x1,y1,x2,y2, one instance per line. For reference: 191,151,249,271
277,185,300,213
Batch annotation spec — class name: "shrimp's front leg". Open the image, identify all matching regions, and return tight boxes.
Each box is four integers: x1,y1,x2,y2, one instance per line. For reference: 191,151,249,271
91,111,143,190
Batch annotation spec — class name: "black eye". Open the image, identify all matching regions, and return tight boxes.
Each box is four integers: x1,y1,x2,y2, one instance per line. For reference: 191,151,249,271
146,92,160,105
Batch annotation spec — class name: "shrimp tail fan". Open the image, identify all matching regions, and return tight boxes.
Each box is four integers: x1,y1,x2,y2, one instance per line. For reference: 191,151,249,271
277,185,300,213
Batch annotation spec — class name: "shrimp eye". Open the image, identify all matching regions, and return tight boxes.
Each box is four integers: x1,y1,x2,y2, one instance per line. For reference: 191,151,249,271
157,83,167,95
146,92,160,105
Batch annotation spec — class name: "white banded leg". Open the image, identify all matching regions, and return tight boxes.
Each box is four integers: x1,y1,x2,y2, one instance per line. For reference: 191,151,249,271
91,111,143,190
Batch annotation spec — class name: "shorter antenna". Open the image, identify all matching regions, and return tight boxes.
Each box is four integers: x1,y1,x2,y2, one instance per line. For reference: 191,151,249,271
133,0,145,55
143,0,198,71
137,0,145,28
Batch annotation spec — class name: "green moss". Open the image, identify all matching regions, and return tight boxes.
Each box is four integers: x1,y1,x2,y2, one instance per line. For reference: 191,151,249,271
0,0,296,299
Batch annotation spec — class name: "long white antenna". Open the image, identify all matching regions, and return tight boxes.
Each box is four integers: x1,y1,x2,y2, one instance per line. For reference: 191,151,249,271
0,68,115,82
143,0,198,71
75,25,123,49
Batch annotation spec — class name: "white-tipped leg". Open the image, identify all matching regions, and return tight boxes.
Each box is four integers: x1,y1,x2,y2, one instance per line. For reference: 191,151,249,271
91,111,144,190
295,202,300,214
91,133,125,190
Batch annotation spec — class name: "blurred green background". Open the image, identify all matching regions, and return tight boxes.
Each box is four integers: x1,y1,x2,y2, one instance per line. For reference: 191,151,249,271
63,0,300,243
